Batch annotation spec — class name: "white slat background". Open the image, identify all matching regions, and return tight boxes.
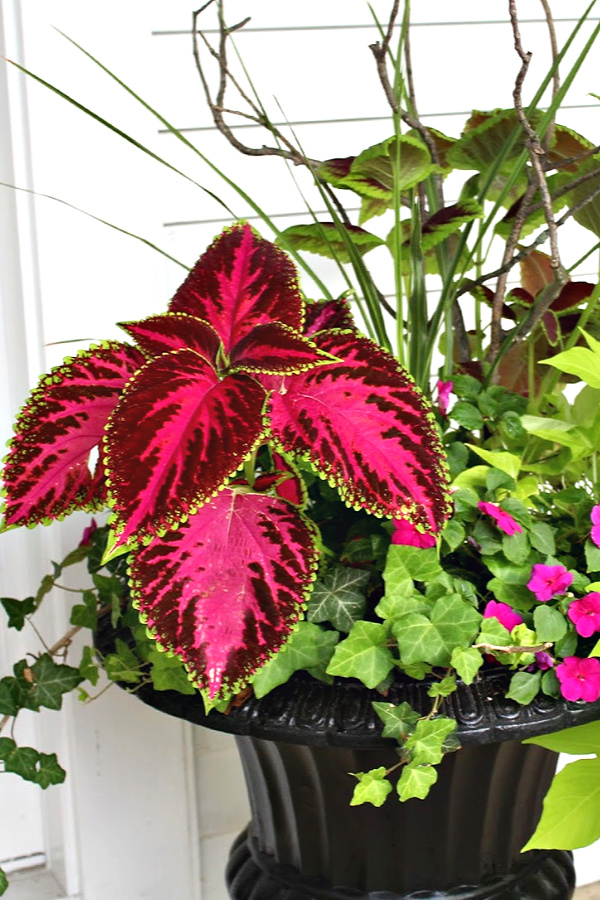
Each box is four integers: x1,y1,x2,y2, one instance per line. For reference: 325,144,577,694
1,2,600,898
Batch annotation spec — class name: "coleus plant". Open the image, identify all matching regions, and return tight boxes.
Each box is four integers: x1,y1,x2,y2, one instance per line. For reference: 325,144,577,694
1,222,451,705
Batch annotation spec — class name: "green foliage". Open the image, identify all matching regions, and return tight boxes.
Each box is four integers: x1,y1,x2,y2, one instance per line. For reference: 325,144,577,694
0,737,65,788
350,767,393,807
326,621,395,688
306,565,369,632
523,757,600,850
253,622,339,697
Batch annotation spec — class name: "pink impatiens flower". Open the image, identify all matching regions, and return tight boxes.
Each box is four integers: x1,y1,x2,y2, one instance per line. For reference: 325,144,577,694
477,502,522,536
568,593,600,638
391,519,436,549
527,563,573,603
591,505,600,548
436,380,453,417
483,599,524,632
556,656,600,702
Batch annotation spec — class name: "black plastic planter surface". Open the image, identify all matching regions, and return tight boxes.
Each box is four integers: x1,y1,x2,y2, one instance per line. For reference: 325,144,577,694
95,620,600,900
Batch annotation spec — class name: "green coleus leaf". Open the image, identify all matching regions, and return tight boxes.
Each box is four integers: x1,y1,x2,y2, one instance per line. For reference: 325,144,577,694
506,670,542,705
305,565,369,632
277,222,384,262
0,596,36,631
451,646,484,685
397,763,438,801
27,655,83,710
372,700,420,741
252,622,339,698
326,621,395,688
405,717,458,766
350,767,393,807
522,756,600,850
393,594,482,666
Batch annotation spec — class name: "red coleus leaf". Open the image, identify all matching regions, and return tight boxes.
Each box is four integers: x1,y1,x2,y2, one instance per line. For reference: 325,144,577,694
272,451,306,506
119,313,221,364
129,488,319,699
541,310,560,345
169,223,304,355
267,331,451,532
229,322,336,375
104,349,267,545
2,342,143,527
304,298,357,335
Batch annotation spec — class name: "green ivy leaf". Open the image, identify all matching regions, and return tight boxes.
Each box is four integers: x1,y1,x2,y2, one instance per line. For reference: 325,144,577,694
103,639,143,684
148,648,197,694
69,589,98,629
506,670,542,705
372,700,420,741
0,677,23,716
427,675,457,698
397,763,438,801
28,655,83,710
350,767,393,807
0,738,65,788
406,717,457,766
451,646,484,684
78,646,100,687
0,596,36,631
522,756,600,850
394,594,482,666
534,605,567,643
326,621,395,688
0,867,7,895
253,623,339,698
306,565,369,632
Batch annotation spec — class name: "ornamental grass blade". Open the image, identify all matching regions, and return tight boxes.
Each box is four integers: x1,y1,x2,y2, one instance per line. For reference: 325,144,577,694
104,349,267,545
119,314,221,362
1,342,143,527
267,331,451,533
169,224,304,355
129,488,320,700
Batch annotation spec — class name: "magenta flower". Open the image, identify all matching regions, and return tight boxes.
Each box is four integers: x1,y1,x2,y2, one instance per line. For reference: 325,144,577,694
568,593,600,638
483,599,524,632
591,505,600,548
556,656,600,702
436,380,453,417
527,563,573,603
391,519,436,548
535,651,554,671
79,518,98,547
477,502,522,536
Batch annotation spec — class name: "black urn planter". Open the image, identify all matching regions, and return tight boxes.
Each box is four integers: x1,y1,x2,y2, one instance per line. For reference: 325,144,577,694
130,666,600,900
95,619,600,900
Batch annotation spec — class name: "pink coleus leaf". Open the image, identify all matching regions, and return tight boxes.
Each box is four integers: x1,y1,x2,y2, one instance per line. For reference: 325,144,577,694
267,330,451,532
129,488,320,699
272,451,306,506
119,313,221,364
229,322,336,375
168,223,304,355
1,342,143,527
104,349,267,545
304,298,357,336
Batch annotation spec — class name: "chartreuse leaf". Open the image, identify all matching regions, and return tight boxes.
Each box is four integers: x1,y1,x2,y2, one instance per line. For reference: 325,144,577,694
326,621,395,688
372,701,420,741
451,646,484,684
393,594,482,666
0,596,36,630
0,737,65,788
306,565,369,632
383,544,442,600
466,446,521,480
397,764,438,801
252,623,339,698
525,719,600,755
523,757,600,850
540,330,600,389
427,675,457,699
350,767,393,807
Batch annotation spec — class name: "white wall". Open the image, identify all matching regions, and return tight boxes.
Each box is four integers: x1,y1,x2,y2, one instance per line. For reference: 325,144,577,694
2,2,600,897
